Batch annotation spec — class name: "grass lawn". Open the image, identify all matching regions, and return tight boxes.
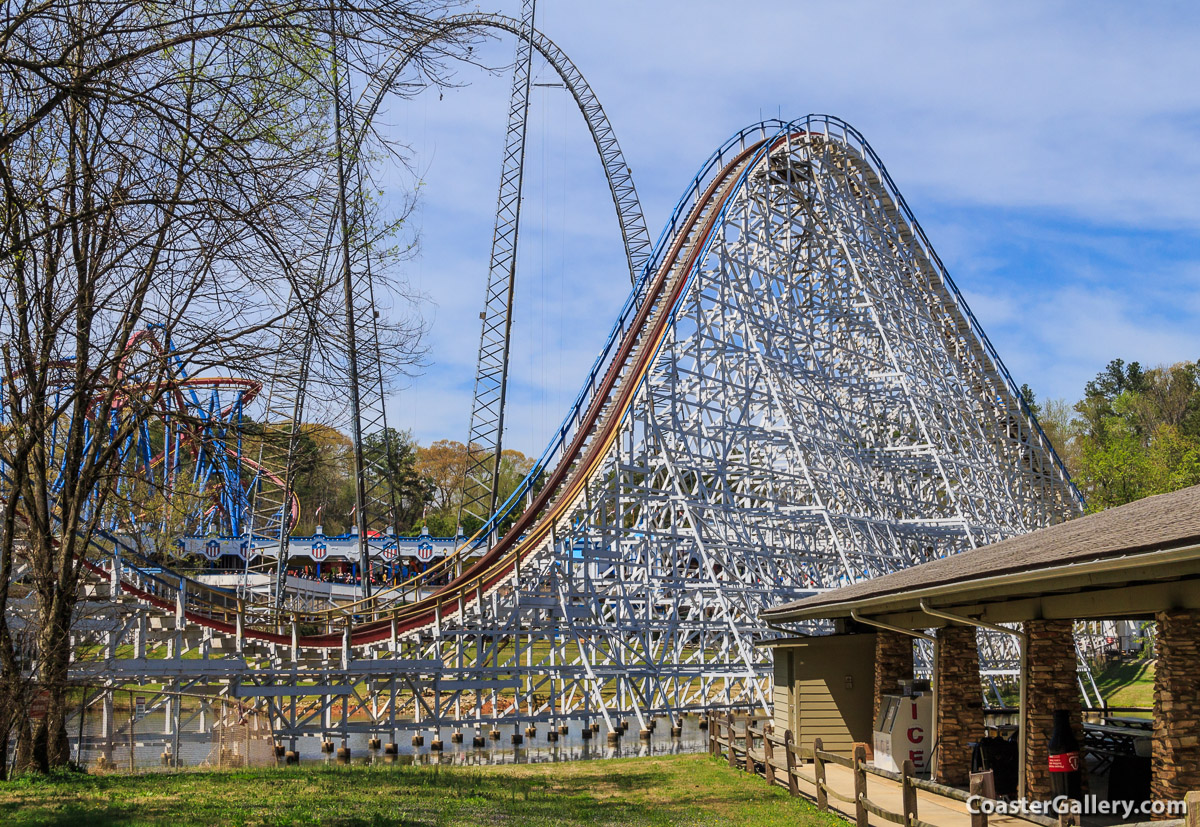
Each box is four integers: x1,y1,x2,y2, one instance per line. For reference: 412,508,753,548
1094,659,1155,710
0,753,845,827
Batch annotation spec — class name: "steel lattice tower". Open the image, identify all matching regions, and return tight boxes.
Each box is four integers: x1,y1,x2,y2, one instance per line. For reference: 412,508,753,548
458,0,538,534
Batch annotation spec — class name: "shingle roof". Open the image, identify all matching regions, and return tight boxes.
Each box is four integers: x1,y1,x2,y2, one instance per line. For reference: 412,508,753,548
763,483,1200,618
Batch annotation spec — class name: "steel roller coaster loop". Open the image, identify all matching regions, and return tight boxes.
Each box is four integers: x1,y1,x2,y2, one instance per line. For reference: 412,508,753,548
353,13,653,287
4,327,297,594
110,329,300,538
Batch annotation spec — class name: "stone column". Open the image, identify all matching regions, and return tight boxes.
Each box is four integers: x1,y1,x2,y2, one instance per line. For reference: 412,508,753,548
874,629,914,722
1023,618,1086,799
935,624,984,787
1152,609,1200,800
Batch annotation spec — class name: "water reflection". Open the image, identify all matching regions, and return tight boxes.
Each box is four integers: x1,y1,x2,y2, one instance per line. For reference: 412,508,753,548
72,713,709,771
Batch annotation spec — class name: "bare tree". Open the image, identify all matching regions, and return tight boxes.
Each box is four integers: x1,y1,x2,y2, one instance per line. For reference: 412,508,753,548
0,0,463,772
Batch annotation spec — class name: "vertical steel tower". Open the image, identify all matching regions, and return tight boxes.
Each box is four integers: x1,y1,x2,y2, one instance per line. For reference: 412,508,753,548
458,0,539,536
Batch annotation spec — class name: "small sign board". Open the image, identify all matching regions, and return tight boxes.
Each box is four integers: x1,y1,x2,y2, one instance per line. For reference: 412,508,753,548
135,696,146,718
28,690,49,720
416,540,434,563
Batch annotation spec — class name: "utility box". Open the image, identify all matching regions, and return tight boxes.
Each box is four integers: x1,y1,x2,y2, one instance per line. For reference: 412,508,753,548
769,633,875,758
873,692,932,774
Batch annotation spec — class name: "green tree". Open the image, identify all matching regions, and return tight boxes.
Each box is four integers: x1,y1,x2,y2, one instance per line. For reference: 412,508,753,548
1075,397,1152,510
1070,359,1200,511
1147,424,1200,494
289,425,355,535
415,440,473,517
0,0,461,771
413,441,535,538
1018,383,1041,419
1084,358,1148,402
362,428,433,533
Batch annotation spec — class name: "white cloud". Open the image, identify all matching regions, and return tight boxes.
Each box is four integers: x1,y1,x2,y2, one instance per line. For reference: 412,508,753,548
966,282,1200,403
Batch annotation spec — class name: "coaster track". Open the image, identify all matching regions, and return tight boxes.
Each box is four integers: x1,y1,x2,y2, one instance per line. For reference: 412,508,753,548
59,117,1084,748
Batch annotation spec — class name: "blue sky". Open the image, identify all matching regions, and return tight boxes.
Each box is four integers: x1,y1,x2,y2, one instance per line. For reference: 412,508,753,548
375,0,1200,456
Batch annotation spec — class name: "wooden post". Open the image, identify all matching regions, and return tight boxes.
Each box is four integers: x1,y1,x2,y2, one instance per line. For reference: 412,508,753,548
813,736,827,811
1017,632,1029,798
902,759,919,827
707,715,715,756
853,742,869,827
102,688,114,766
235,598,245,654
763,723,776,786
784,729,799,798
1184,791,1200,827
742,717,752,773
128,690,136,772
727,713,736,769
970,771,994,827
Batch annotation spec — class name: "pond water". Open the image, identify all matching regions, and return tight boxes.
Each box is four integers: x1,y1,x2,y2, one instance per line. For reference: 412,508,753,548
70,710,710,771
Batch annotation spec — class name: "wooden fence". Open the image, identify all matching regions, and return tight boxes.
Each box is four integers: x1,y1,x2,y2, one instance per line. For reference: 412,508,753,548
706,712,1188,827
